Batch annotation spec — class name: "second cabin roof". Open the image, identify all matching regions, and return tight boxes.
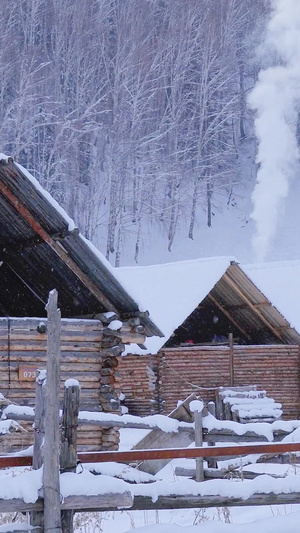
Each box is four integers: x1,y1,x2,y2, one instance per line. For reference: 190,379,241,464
116,257,300,353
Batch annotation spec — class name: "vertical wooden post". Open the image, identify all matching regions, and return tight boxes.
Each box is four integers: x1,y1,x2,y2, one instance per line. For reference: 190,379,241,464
60,380,80,533
207,401,217,469
33,371,47,469
194,411,204,481
30,370,47,530
215,389,223,420
229,333,234,387
43,289,61,533
190,400,204,482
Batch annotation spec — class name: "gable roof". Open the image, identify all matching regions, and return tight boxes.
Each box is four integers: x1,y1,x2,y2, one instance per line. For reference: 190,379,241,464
243,260,300,336
0,155,161,337
116,257,300,354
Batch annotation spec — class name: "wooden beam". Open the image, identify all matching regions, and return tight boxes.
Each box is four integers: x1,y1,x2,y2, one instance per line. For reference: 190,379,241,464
0,178,117,313
194,408,204,481
76,441,300,463
130,492,300,510
43,290,61,532
229,333,234,387
174,467,286,480
60,381,80,533
207,293,250,340
30,372,46,530
0,493,133,513
132,394,197,474
1,412,295,444
2,490,300,513
0,456,33,468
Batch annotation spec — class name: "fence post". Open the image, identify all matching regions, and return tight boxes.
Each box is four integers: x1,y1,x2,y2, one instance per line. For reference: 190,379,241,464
190,400,204,482
207,401,217,469
30,370,47,530
43,289,61,533
229,333,234,387
60,380,80,533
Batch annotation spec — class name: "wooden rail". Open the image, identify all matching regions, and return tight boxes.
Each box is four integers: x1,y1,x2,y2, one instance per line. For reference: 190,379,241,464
2,441,300,469
77,441,300,463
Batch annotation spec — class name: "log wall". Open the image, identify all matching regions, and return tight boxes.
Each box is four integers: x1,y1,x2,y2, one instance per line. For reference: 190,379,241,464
119,354,161,416
119,345,300,419
0,317,120,451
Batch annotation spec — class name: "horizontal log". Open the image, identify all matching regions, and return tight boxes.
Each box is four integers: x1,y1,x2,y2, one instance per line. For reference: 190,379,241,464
2,391,100,403
0,445,298,477
76,442,300,463
202,428,289,443
0,381,100,390
0,492,133,513
102,330,145,345
0,318,102,328
0,456,32,468
174,467,286,480
4,489,300,513
0,342,102,351
2,412,297,443
130,491,300,510
0,332,103,342
257,453,300,464
0,351,102,361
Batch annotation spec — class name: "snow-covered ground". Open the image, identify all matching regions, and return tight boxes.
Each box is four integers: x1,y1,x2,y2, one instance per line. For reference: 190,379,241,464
71,428,300,533
1,424,300,533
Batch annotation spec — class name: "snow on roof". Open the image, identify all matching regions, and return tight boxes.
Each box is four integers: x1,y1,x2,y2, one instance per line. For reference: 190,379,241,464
243,260,300,335
116,257,234,354
0,153,116,276
15,162,76,233
117,256,300,355
17,161,121,277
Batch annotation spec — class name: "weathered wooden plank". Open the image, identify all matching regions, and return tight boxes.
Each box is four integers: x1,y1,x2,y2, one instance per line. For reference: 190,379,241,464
0,492,133,513
43,289,61,533
76,441,300,463
0,332,103,342
60,381,80,533
2,388,101,399
0,352,102,362
31,372,46,530
174,467,286,480
130,492,300,510
0,371,101,382
5,489,300,514
0,341,102,351
0,318,103,330
193,407,204,482
132,394,197,474
102,330,145,345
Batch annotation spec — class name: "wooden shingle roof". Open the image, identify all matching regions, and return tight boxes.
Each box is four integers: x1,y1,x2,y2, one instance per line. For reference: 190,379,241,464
0,156,162,337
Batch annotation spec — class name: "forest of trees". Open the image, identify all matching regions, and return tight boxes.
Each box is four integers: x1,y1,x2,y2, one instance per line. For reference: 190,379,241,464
0,0,269,265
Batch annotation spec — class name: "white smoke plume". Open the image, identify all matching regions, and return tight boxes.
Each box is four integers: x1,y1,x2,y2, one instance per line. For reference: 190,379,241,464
248,0,300,261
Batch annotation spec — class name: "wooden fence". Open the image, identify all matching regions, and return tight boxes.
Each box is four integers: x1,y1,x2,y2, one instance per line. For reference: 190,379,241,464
2,292,300,531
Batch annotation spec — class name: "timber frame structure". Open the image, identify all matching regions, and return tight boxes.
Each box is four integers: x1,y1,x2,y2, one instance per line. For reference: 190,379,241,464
0,155,162,451
118,260,300,419
0,155,161,336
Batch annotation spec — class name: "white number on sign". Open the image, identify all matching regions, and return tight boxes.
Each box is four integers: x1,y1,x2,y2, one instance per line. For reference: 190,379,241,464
23,371,37,378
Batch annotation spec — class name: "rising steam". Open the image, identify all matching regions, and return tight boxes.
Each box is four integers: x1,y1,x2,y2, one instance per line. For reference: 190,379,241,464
248,0,300,261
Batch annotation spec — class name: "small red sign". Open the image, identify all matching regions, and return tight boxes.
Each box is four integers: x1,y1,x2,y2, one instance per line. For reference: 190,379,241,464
18,366,39,381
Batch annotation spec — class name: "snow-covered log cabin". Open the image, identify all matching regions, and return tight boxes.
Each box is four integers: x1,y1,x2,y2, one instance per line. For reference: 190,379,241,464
0,155,162,450
117,259,300,420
